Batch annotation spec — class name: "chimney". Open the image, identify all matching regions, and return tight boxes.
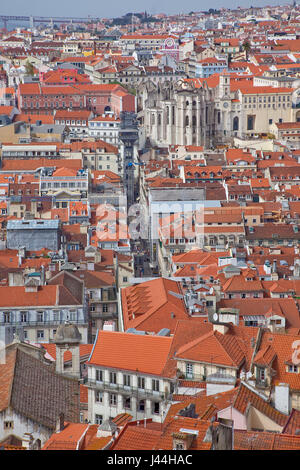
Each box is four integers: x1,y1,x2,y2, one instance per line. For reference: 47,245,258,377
274,383,290,415
41,264,45,285
22,433,34,450
55,412,65,433
213,323,228,335
272,259,277,273
172,430,198,450
294,259,300,278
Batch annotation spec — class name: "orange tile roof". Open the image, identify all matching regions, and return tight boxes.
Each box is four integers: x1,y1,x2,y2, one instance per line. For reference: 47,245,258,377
0,285,80,307
121,278,190,333
84,435,112,450
0,347,16,412
86,331,173,376
110,422,162,450
1,159,82,172
175,330,245,368
14,113,54,124
42,344,93,363
233,382,287,426
234,430,300,450
154,417,212,450
52,167,78,177
42,422,90,450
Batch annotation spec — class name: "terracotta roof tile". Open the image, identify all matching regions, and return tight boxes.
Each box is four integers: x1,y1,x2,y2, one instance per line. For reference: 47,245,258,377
87,331,173,377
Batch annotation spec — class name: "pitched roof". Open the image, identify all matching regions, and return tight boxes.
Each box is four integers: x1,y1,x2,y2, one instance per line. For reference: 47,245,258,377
42,422,90,450
110,422,162,450
234,430,300,450
87,331,173,376
233,382,287,426
175,330,245,368
121,278,189,333
282,408,300,435
0,344,80,429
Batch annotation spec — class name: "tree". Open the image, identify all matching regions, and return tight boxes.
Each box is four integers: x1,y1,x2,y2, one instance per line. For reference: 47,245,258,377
243,40,252,61
25,61,35,76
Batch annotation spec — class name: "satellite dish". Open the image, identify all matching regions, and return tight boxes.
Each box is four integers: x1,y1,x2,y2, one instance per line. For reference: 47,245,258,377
213,313,219,322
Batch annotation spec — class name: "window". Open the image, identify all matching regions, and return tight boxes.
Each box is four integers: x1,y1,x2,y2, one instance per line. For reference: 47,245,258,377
95,414,103,425
95,391,103,402
109,394,117,406
37,312,43,322
124,396,131,409
217,367,226,376
103,304,108,313
37,330,44,339
123,374,131,387
175,443,184,450
138,377,145,389
138,400,145,411
3,312,10,323
96,369,103,382
20,312,27,323
257,367,265,382
153,402,160,414
152,379,159,392
4,421,13,430
110,372,117,384
186,363,194,379
288,365,298,373
233,116,239,131
247,115,254,131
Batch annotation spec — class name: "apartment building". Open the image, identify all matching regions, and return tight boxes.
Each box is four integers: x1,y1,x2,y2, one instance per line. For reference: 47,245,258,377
0,277,87,344
86,331,175,424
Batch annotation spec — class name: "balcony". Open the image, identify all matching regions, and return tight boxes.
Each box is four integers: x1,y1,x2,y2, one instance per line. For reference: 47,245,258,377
256,379,269,390
0,319,87,327
177,371,205,382
87,379,167,401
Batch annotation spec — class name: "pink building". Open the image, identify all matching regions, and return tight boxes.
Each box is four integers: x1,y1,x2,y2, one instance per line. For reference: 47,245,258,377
18,83,135,116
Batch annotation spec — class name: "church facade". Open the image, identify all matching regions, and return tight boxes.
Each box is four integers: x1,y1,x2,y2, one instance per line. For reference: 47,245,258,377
137,74,297,149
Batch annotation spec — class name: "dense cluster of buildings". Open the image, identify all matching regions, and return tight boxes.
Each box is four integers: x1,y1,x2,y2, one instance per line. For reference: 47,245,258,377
1,3,300,452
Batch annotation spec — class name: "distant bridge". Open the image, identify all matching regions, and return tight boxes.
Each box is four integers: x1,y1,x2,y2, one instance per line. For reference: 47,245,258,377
0,14,100,29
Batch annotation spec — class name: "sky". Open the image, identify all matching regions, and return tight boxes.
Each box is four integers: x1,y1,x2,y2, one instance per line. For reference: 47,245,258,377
0,0,292,19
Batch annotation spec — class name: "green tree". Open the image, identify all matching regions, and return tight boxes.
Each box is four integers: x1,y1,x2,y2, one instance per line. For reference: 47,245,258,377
242,40,252,61
25,61,35,76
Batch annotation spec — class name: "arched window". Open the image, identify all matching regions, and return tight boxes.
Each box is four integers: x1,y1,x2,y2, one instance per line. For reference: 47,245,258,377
158,114,161,126
233,116,239,131
172,106,175,125
104,106,111,112
185,115,189,126
192,116,197,126
166,106,169,125
247,115,254,130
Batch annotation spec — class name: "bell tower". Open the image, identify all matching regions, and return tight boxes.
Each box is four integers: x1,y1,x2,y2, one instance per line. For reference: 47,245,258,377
54,321,82,378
